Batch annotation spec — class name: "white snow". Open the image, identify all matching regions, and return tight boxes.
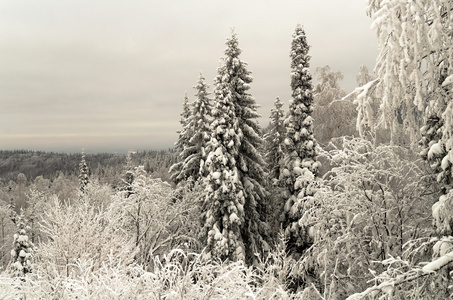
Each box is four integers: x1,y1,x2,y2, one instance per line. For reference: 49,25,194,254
422,250,453,273
427,142,442,159
293,166,303,175
441,154,450,170
282,168,291,177
297,190,305,199
442,74,453,87
300,128,308,136
229,213,239,223
214,147,223,157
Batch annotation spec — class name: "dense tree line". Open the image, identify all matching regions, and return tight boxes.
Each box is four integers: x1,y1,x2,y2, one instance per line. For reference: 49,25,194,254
0,149,176,184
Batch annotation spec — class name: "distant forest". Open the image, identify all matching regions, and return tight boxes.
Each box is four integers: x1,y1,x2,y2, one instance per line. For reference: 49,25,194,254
0,149,177,185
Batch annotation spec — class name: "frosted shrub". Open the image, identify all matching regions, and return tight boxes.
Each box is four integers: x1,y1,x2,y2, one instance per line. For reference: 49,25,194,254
115,167,201,267
1,246,305,299
295,137,433,297
37,194,136,278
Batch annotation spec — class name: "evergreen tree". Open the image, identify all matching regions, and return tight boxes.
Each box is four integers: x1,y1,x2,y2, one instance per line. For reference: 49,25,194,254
264,97,285,184
201,32,269,264
419,70,450,195
280,25,320,255
10,209,33,277
79,149,89,194
169,93,192,184
121,153,135,198
175,73,213,183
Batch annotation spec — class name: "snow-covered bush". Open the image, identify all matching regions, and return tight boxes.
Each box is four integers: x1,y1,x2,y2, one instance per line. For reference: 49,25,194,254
0,246,303,299
37,193,136,278
295,137,433,297
115,166,201,267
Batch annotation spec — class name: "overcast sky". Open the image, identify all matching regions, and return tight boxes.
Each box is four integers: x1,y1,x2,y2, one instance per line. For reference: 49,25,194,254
0,0,378,154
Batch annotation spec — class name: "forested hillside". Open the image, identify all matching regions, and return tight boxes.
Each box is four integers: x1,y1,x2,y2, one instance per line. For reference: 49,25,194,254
2,1,453,299
0,149,176,184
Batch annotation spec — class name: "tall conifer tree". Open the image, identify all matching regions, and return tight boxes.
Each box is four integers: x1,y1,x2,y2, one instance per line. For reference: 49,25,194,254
280,25,319,254
201,32,269,264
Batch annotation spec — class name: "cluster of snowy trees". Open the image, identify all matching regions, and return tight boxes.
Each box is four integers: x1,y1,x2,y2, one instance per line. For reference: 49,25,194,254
169,25,320,267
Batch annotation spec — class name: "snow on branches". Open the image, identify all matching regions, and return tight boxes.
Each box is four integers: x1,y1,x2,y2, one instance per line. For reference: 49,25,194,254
171,74,213,184
362,0,453,144
201,32,269,265
280,24,320,255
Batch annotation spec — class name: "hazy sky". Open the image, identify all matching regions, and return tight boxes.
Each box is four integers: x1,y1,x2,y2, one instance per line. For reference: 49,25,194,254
0,0,378,153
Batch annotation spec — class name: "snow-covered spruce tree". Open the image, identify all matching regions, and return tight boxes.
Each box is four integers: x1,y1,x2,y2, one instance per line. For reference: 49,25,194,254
174,73,212,183
264,97,285,184
10,210,33,277
280,24,320,255
169,92,191,185
201,32,269,265
263,98,286,240
79,149,89,194
420,70,452,196
121,153,135,198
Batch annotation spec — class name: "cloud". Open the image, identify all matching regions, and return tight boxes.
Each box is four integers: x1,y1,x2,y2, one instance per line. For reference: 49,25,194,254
0,0,377,152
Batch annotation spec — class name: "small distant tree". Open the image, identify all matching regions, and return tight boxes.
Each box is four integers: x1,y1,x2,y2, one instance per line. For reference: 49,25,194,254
10,210,33,277
120,153,135,198
51,172,78,202
313,65,345,106
169,93,192,185
280,24,320,256
79,150,89,194
312,65,357,146
264,98,286,236
174,73,213,184
265,97,285,184
14,173,27,210
352,65,381,143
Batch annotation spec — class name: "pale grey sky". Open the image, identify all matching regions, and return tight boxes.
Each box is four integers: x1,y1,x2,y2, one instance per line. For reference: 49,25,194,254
0,0,378,153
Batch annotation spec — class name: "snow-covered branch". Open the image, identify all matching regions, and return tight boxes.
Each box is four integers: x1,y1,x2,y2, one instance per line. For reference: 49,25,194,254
342,78,380,102
347,250,453,299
